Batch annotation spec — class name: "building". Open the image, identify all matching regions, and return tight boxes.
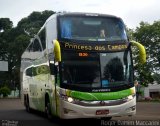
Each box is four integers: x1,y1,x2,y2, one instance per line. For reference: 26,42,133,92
144,83,160,99
0,61,8,71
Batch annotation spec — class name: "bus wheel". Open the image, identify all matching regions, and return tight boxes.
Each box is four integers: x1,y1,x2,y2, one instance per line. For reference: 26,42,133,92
45,102,52,120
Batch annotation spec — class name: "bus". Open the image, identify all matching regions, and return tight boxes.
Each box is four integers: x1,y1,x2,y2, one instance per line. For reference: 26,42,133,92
20,12,146,120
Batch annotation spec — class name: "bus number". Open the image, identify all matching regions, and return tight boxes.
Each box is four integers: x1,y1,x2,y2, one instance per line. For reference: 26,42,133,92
79,53,88,57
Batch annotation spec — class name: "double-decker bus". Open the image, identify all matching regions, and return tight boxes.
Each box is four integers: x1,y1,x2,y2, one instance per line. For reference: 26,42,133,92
20,12,146,120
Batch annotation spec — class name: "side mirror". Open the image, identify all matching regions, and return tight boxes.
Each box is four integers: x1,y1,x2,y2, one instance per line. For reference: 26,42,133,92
53,40,61,62
130,41,146,64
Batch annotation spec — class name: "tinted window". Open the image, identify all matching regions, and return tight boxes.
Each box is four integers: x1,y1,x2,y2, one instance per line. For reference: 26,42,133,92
33,38,42,52
61,50,133,90
26,67,32,77
100,51,132,87
59,16,127,41
61,52,101,87
39,28,46,50
26,42,33,52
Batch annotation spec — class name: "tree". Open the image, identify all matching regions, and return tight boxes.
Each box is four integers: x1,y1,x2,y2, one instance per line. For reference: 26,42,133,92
134,21,160,72
153,73,160,84
132,21,160,86
126,27,135,41
0,18,13,32
0,18,13,87
0,10,56,95
0,86,11,97
0,18,13,60
17,10,55,37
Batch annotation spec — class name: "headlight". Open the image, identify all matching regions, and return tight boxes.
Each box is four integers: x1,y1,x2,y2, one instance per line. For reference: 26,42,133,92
126,94,136,102
67,97,73,103
60,95,75,103
127,95,133,100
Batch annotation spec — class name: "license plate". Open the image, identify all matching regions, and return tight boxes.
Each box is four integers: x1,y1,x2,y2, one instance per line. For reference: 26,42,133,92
96,110,109,115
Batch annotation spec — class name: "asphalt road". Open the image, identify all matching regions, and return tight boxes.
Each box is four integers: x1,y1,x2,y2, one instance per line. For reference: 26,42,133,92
0,99,160,126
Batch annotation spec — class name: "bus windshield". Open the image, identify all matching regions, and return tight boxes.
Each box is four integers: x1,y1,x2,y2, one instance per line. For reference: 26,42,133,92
61,50,133,90
59,16,127,41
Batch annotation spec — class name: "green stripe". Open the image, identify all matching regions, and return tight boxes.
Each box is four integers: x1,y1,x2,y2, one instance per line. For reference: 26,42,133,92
67,89,132,101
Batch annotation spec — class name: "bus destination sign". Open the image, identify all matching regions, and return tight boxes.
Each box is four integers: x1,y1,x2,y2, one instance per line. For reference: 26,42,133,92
60,41,129,52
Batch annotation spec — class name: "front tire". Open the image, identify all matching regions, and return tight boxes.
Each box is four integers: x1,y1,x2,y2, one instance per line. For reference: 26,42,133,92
45,102,52,120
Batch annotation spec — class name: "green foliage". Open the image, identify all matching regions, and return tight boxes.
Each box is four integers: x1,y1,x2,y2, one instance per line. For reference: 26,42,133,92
126,27,135,40
17,10,55,37
14,34,30,55
137,64,154,86
131,21,160,86
0,86,11,97
134,21,160,72
0,18,13,60
0,10,55,90
153,73,160,84
0,18,13,31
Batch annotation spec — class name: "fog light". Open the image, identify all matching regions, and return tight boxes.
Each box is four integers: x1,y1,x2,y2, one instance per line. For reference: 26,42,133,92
131,106,136,111
126,106,136,112
64,108,76,114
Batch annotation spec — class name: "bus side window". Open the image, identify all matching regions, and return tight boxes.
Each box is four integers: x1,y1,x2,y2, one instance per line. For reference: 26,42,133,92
27,42,33,52
39,28,46,50
33,38,42,52
26,67,32,77
60,19,72,38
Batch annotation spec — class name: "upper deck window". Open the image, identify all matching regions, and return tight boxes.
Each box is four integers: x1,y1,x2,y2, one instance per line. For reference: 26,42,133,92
59,16,127,41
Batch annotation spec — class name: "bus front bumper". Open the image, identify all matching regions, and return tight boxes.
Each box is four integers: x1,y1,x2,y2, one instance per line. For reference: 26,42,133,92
58,97,136,119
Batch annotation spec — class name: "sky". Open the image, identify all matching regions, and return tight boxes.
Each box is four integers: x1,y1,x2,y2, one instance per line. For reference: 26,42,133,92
0,0,160,29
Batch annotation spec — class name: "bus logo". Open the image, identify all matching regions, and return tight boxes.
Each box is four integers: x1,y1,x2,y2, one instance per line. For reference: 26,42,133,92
100,101,105,106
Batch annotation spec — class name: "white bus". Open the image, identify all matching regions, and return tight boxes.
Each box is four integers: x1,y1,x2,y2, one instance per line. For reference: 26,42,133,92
20,12,146,120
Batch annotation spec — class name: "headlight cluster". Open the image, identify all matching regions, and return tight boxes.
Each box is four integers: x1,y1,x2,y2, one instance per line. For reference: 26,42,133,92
127,95,134,100
126,94,136,101
67,97,74,103
60,95,76,103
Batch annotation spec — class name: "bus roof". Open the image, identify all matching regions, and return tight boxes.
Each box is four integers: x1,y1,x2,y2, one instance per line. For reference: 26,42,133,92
57,12,121,19
45,12,121,24
38,12,122,35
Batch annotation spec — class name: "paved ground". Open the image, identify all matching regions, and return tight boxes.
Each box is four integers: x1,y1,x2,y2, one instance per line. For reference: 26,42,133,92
0,99,160,126
114,102,160,120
